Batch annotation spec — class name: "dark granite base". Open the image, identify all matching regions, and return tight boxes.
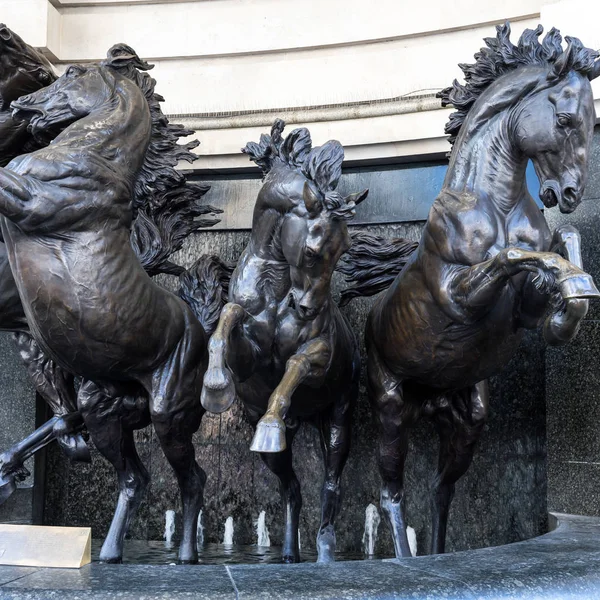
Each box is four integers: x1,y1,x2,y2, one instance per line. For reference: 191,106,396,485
1,514,599,599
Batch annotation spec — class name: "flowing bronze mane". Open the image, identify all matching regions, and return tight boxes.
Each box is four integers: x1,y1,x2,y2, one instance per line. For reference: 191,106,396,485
438,23,599,148
103,44,220,275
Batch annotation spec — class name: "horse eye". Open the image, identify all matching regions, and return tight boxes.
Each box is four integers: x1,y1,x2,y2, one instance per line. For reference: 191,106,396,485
66,65,84,77
557,113,572,128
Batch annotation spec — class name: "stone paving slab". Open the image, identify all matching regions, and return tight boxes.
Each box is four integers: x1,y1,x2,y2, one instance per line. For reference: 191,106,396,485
1,514,599,599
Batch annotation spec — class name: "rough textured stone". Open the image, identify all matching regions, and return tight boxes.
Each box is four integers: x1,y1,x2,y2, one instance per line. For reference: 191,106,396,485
0,332,37,524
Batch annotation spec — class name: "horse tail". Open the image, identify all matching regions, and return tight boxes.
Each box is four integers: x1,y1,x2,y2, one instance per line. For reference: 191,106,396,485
337,231,419,306
178,255,235,336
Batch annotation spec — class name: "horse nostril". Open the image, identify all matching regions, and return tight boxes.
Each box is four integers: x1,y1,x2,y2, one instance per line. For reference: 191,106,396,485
563,186,579,205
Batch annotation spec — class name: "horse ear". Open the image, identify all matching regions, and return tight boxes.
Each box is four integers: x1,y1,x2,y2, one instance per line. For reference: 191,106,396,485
105,44,154,72
303,181,322,215
549,40,576,80
345,189,369,206
0,24,11,42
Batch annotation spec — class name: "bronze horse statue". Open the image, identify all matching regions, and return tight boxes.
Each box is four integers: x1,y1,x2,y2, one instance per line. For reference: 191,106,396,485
340,23,600,557
202,120,367,563
0,27,219,504
0,44,227,564
0,24,90,473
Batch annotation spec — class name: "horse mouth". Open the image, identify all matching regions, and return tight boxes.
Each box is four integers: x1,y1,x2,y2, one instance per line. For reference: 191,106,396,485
12,105,69,145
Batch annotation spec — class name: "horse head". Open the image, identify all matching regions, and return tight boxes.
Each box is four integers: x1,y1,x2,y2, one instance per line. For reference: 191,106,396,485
0,24,55,109
281,143,368,320
440,23,599,214
514,37,598,213
11,44,151,146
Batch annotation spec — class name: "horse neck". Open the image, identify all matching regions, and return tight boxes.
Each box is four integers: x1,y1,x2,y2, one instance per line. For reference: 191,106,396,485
444,108,529,212
53,91,150,178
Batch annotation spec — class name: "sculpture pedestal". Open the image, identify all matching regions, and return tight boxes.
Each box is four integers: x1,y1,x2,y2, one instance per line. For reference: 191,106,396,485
0,524,90,568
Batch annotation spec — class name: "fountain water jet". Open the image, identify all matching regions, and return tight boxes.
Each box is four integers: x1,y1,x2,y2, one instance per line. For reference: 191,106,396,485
255,511,271,546
362,504,381,556
223,516,234,546
164,510,176,548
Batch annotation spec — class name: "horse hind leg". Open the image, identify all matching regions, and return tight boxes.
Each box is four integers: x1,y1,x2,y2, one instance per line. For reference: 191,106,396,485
151,322,207,564
315,388,354,564
369,350,416,558
430,380,489,555
77,380,150,563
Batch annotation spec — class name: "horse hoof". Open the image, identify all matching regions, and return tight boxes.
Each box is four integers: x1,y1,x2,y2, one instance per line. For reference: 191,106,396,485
99,556,122,564
201,367,236,413
316,527,336,563
250,416,286,453
57,433,92,464
282,554,299,564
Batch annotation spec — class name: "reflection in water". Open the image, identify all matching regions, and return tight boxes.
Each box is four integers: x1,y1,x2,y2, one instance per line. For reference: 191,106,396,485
92,540,388,565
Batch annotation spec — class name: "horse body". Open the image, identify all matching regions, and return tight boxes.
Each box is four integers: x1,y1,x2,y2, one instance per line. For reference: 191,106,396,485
0,48,225,564
342,24,600,559
372,126,555,389
202,121,366,563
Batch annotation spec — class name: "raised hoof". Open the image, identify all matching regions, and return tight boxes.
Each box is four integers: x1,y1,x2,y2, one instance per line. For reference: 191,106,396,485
201,367,237,413
559,273,600,299
250,415,286,453
57,433,92,464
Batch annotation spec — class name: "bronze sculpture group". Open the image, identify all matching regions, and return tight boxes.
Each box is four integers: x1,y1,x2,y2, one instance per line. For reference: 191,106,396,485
0,21,598,565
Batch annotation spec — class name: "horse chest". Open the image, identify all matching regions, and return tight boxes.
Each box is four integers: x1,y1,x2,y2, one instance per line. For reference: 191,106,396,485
463,210,548,260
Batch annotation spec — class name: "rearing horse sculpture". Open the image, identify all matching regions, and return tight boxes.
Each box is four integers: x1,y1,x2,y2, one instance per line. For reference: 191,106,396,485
0,44,226,564
0,27,219,502
202,120,367,563
340,23,600,557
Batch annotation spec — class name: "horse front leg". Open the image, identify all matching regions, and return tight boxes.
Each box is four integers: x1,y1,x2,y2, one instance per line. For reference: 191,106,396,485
451,247,599,321
250,338,330,453
201,302,251,413
543,225,589,345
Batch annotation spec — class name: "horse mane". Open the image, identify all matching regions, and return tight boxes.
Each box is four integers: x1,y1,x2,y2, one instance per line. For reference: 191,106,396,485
102,44,221,276
0,24,56,109
242,119,353,219
337,231,418,306
438,22,599,149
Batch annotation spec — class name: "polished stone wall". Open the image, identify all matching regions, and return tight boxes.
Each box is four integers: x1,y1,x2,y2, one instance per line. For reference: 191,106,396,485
0,333,38,525
41,216,548,556
545,127,600,518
